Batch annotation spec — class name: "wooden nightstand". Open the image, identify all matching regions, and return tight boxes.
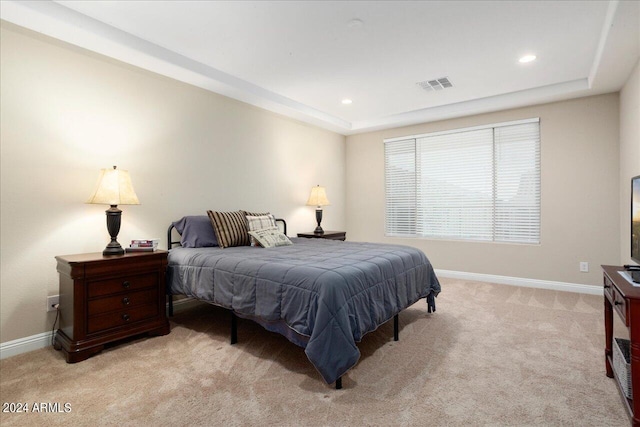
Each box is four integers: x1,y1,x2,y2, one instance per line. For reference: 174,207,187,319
54,251,170,363
297,231,346,241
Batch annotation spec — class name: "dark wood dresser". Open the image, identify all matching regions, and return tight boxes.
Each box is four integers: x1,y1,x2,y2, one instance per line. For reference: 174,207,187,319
54,251,170,362
602,265,640,426
297,231,346,241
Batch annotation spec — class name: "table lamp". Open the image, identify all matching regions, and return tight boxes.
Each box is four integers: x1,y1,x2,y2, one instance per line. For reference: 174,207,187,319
306,185,330,235
87,166,140,255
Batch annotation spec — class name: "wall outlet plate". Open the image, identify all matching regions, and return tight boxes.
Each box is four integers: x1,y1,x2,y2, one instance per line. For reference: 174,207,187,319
47,295,59,312
579,262,589,273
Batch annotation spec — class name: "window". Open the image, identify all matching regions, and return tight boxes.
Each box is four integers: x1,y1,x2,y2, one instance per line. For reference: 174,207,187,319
384,118,540,244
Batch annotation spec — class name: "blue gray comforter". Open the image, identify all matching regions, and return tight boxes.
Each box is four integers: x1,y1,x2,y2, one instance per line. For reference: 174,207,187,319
167,237,440,384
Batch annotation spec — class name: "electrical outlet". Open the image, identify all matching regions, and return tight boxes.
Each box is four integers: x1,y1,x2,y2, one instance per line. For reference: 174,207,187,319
47,295,59,312
579,262,589,273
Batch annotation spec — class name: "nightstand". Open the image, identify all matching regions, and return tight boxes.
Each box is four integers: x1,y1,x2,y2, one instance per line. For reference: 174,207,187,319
54,251,170,363
297,231,346,241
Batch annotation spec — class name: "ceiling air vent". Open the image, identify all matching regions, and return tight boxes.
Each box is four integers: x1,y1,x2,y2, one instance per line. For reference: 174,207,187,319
417,77,453,92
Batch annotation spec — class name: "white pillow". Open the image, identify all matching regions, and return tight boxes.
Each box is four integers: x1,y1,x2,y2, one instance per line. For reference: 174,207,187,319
248,228,293,248
246,214,277,246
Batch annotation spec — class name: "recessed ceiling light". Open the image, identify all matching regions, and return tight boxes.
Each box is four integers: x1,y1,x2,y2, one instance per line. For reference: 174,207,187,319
341,99,353,105
519,54,537,63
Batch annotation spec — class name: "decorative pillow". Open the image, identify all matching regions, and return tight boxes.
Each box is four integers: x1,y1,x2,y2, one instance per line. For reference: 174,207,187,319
248,228,293,248
246,214,277,246
172,216,218,248
207,210,251,248
242,210,270,219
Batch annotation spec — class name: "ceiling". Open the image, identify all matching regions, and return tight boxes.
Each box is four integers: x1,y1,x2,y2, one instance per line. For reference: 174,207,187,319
1,1,639,135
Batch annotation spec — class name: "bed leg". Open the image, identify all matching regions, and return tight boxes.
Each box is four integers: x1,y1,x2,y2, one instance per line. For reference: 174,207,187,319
394,314,399,341
335,377,342,390
230,311,238,344
168,295,174,317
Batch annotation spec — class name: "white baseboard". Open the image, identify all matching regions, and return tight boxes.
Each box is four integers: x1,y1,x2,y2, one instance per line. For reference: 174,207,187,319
435,269,603,295
0,331,54,360
0,274,602,360
0,297,200,360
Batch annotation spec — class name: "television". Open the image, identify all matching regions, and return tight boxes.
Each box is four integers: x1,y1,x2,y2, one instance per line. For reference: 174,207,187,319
630,175,640,282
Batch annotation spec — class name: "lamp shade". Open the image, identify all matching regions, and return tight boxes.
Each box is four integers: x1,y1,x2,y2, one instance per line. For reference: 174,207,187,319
87,166,140,206
306,185,330,207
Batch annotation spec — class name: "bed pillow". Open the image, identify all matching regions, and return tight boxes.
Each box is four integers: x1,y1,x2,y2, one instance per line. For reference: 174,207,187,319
172,216,218,248
246,214,277,246
242,210,271,219
207,210,251,248
248,228,293,248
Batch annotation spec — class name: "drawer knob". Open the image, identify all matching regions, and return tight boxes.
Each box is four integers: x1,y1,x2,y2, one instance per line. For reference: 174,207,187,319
614,301,623,306
122,314,130,322
122,297,130,306
122,281,131,289
604,284,611,289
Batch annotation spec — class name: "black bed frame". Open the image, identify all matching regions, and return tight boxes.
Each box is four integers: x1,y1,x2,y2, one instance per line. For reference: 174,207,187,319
165,218,400,390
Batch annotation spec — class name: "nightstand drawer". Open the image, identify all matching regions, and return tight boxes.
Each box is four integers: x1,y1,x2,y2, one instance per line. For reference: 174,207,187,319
603,274,614,302
87,303,159,334
611,285,628,326
88,288,158,316
87,272,158,298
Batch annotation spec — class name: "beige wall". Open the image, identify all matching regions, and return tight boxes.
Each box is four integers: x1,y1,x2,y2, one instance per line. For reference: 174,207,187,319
346,94,621,287
619,59,640,265
1,19,636,347
0,23,345,343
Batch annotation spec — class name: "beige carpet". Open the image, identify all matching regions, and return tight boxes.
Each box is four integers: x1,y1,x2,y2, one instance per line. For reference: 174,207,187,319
0,278,630,426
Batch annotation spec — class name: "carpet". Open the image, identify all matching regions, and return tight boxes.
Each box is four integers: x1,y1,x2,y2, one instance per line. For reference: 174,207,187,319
0,278,630,426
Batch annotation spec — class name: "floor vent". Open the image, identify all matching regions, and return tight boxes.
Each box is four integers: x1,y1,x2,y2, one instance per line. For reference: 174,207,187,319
417,77,453,91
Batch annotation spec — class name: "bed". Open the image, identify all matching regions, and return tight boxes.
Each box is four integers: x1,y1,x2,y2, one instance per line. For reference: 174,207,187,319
166,214,441,388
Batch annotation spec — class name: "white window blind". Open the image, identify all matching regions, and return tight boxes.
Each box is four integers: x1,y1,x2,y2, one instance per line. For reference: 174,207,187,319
384,138,416,236
384,118,540,244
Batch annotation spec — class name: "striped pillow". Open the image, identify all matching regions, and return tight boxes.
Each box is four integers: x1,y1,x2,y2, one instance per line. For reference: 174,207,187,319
242,210,270,219
207,210,251,248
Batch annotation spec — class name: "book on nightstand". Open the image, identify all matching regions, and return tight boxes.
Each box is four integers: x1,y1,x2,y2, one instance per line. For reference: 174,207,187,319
125,246,156,252
126,238,160,252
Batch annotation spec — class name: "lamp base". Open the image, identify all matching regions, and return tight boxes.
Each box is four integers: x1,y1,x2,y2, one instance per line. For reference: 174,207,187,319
103,242,124,256
314,208,324,235
103,205,125,256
